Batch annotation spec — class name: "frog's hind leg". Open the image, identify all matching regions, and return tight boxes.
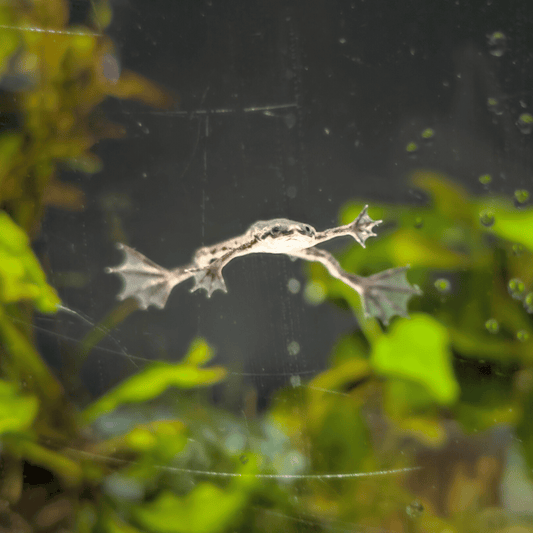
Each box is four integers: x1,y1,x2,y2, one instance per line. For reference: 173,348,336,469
351,267,422,325
106,243,194,310
290,248,421,325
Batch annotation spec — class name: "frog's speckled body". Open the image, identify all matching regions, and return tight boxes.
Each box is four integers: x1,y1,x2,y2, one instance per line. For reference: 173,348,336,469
106,206,421,324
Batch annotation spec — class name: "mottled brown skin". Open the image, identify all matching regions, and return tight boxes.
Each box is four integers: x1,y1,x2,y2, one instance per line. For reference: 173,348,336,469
106,206,421,323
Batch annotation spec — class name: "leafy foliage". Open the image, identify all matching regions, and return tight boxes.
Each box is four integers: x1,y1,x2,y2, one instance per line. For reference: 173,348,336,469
1,1,533,531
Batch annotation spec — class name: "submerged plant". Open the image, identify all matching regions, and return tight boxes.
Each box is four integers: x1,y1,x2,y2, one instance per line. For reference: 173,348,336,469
1,2,533,532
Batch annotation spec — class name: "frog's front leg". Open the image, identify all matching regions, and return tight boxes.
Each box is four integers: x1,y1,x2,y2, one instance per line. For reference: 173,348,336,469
189,236,259,297
190,263,228,297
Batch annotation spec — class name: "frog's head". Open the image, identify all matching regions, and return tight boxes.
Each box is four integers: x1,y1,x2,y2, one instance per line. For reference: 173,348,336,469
252,218,316,249
264,220,315,238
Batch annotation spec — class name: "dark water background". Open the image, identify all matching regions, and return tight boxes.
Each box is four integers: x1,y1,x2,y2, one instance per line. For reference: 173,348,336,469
38,0,533,402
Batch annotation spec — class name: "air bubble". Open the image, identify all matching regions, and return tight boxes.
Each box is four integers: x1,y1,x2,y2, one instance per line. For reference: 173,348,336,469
479,210,495,228
406,500,424,519
514,189,530,207
512,243,524,256
290,375,302,388
286,185,297,199
478,174,492,185
485,318,499,334
487,31,506,57
284,113,296,129
304,281,327,305
524,292,533,313
508,278,525,300
517,330,529,342
406,141,419,154
287,278,301,294
487,97,503,116
434,278,451,294
517,113,533,134
421,128,435,145
287,341,300,356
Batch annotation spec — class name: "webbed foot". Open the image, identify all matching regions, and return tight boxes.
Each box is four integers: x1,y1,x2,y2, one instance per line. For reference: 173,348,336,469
106,243,188,310
190,265,228,297
354,266,422,325
347,205,382,247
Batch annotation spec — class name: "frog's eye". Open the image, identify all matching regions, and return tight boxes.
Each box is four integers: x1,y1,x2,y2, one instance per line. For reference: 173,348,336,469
271,226,281,235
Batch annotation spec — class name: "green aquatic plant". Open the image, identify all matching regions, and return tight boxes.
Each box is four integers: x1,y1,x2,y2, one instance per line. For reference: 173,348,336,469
1,2,533,531
301,171,533,531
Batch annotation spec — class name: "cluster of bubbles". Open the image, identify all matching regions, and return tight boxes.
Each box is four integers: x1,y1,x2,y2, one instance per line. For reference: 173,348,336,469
485,280,533,340
484,32,533,136
514,189,530,206
516,113,533,135
517,330,530,343
405,128,436,159
485,318,499,334
487,97,504,116
508,279,533,314
508,278,525,300
487,31,507,57
478,174,492,186
479,209,495,228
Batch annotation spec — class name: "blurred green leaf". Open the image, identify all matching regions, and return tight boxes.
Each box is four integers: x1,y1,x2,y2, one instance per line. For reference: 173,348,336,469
0,307,63,403
0,210,60,312
0,379,38,434
516,389,533,476
93,419,187,462
63,153,103,174
91,0,113,29
82,339,226,423
389,228,470,268
411,171,471,222
5,436,83,485
477,197,533,251
182,338,214,366
0,16,20,78
133,461,257,533
0,133,24,185
383,380,446,446
371,314,459,405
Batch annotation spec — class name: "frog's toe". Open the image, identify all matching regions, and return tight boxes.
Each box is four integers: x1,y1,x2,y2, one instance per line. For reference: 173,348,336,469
190,267,228,297
359,267,421,324
348,205,382,247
